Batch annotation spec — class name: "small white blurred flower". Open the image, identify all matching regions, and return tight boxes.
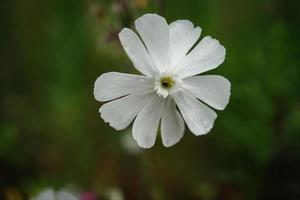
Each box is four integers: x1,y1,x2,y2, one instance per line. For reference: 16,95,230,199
94,13,231,148
121,130,143,155
105,187,124,200
31,188,78,200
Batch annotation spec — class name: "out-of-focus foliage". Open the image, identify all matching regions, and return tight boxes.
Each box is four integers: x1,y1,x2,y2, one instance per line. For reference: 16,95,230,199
1,0,300,199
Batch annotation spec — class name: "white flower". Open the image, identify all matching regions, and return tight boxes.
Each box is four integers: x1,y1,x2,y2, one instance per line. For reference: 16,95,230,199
105,187,124,200
121,130,143,155
94,13,231,148
31,188,78,200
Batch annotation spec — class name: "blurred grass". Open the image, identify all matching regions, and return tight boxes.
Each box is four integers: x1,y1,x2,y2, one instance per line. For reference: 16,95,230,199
1,0,300,199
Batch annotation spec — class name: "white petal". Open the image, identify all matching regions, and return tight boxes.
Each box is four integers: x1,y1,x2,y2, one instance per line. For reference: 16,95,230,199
175,92,217,136
135,13,169,71
100,92,155,130
57,191,78,200
132,95,165,148
176,36,226,78
119,28,154,76
94,72,152,102
183,75,231,110
169,20,201,67
161,98,185,147
31,188,55,200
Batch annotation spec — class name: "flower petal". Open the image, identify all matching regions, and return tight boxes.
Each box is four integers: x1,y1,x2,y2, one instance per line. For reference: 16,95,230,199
132,95,165,148
169,20,201,67
119,28,154,76
175,92,217,136
183,75,231,110
100,92,155,130
176,36,226,78
161,98,185,147
94,72,152,102
135,13,169,71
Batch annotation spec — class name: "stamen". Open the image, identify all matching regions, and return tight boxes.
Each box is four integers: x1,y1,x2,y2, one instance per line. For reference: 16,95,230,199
160,76,174,89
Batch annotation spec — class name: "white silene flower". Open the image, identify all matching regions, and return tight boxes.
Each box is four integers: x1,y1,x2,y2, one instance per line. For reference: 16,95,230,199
31,188,78,200
94,13,231,148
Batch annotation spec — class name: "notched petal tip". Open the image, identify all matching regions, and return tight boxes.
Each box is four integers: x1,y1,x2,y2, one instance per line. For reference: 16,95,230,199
175,35,227,78
99,107,125,131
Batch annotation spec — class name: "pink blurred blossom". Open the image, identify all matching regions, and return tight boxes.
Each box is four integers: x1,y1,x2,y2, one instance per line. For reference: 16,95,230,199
80,192,97,200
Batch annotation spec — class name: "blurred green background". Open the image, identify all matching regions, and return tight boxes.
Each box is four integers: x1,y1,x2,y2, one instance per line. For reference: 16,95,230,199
1,0,300,199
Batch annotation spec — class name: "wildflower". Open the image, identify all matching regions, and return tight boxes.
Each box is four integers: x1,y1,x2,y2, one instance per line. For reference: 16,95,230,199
94,13,231,148
80,192,97,200
121,130,143,155
31,188,78,200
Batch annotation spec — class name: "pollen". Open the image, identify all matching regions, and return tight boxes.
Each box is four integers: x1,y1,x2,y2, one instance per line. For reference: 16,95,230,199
160,76,175,89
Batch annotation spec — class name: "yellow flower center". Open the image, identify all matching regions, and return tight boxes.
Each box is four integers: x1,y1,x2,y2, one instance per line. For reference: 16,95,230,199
160,76,174,89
